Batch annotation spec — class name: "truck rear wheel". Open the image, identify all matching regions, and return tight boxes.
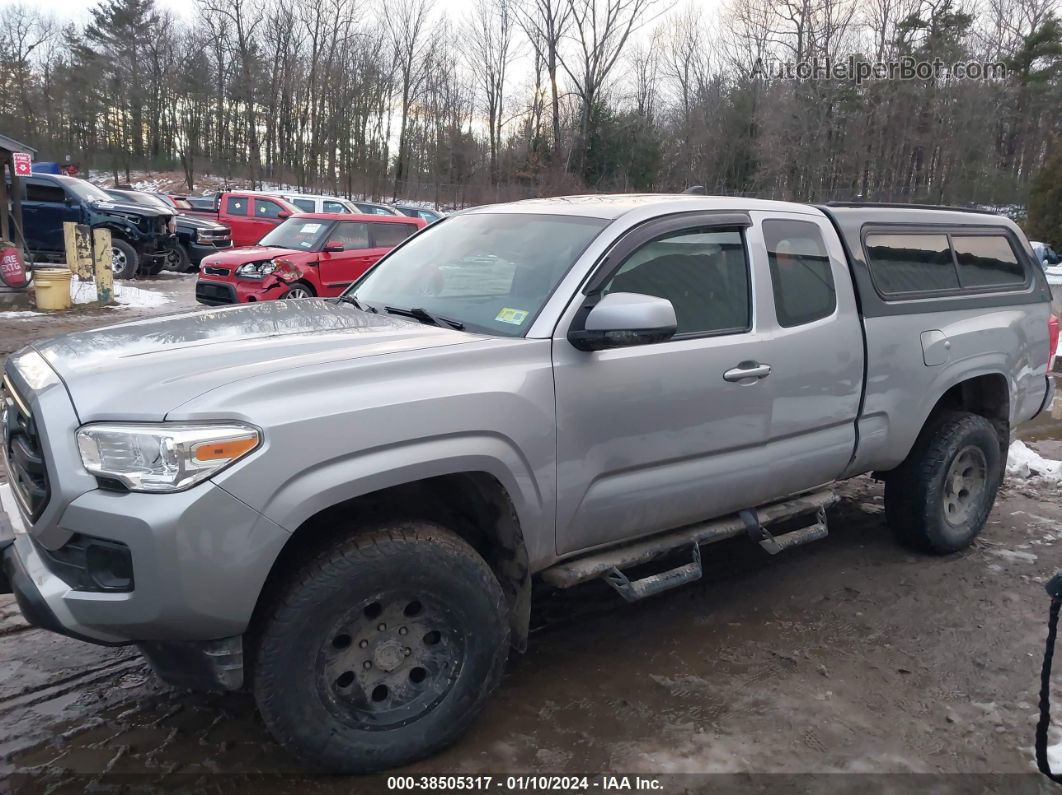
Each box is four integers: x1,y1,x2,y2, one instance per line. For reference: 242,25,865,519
110,239,140,280
253,521,510,773
884,410,1002,554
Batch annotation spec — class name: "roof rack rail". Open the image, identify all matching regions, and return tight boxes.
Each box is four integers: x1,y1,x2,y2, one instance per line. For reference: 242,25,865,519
821,201,1000,215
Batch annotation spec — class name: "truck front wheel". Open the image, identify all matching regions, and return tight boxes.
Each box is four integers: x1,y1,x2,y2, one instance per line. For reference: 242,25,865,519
884,410,1002,554
253,521,510,773
110,239,140,280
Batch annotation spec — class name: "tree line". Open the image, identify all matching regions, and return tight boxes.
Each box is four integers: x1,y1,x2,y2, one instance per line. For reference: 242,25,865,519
0,0,1059,226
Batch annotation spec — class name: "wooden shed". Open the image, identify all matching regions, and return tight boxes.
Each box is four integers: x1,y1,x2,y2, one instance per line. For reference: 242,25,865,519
0,133,36,253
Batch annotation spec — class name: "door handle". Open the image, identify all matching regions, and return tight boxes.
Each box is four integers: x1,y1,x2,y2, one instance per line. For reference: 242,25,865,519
723,362,772,382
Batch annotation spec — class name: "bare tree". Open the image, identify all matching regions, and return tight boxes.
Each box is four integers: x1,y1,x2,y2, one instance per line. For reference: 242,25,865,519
466,0,517,184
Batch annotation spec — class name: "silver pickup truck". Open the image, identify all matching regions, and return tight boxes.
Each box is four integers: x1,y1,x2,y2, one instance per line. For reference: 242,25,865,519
0,195,1054,772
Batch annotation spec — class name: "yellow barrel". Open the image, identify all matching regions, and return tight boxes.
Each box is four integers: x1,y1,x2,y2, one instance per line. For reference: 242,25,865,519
33,268,72,311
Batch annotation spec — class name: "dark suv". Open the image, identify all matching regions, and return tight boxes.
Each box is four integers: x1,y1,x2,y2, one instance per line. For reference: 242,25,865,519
18,174,176,278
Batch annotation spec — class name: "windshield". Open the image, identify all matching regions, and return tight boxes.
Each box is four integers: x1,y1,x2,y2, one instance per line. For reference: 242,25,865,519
346,213,609,337
258,217,332,250
67,179,115,203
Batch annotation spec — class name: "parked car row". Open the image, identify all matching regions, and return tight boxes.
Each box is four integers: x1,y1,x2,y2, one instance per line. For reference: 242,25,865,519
10,175,440,287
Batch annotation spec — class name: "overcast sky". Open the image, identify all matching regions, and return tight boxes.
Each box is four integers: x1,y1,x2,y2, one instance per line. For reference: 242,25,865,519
2,0,725,27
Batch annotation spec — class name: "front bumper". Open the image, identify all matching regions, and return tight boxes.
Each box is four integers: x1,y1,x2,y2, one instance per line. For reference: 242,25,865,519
0,481,290,645
195,277,287,305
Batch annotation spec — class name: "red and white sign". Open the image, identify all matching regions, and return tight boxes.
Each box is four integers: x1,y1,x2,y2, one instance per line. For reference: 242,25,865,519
11,152,31,177
0,245,28,288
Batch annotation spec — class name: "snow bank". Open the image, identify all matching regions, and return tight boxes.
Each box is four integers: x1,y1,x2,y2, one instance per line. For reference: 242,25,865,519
1007,440,1062,482
69,278,173,309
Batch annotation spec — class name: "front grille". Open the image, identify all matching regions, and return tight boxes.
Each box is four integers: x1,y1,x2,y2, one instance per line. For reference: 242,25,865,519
195,281,237,305
203,266,230,277
1,376,50,521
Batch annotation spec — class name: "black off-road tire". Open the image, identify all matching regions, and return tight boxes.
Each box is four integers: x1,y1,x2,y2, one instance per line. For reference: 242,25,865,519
253,522,510,774
163,244,192,273
110,238,140,280
884,410,1003,554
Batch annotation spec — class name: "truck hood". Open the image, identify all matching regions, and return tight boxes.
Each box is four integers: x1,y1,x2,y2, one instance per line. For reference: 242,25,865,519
33,299,476,421
89,200,173,219
176,215,228,232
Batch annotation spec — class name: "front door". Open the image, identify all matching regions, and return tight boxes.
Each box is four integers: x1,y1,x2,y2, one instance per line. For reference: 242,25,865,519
22,178,79,252
250,198,288,244
318,221,373,294
552,217,776,555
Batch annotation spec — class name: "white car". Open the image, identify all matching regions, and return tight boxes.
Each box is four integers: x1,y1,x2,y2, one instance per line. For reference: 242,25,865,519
267,192,361,215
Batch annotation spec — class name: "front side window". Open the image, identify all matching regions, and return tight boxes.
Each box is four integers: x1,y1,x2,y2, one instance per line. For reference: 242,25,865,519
348,213,608,336
225,196,248,216
372,222,418,248
764,219,836,327
599,228,750,336
324,201,348,214
255,198,284,219
291,198,315,212
332,222,370,250
865,233,957,294
258,218,330,250
952,235,1024,288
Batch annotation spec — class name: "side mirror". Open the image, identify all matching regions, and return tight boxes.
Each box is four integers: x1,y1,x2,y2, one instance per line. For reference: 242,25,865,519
277,211,291,219
323,242,345,253
567,292,678,352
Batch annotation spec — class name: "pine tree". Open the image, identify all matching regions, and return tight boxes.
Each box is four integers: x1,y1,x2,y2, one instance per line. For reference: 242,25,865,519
1028,141,1062,249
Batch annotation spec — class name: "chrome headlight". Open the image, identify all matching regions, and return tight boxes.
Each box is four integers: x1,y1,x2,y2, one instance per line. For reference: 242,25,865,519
76,423,261,492
235,260,278,279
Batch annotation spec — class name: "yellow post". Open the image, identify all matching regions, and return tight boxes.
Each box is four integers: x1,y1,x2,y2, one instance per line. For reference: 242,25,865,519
92,229,113,305
63,222,94,279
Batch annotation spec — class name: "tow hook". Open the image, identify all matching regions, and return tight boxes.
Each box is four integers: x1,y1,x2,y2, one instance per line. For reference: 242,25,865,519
1036,572,1062,782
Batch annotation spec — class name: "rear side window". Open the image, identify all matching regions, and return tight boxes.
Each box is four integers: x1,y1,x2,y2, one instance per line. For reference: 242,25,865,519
225,196,248,216
953,235,1024,288
764,219,836,327
26,181,66,203
601,228,750,337
864,233,957,294
333,222,370,250
291,198,315,212
372,222,418,248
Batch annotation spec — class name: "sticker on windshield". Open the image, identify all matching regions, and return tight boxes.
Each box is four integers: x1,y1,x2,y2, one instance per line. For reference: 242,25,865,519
300,223,322,233
495,308,529,325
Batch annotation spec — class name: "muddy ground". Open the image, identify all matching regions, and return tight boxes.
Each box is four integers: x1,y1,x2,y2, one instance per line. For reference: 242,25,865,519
3,276,1062,792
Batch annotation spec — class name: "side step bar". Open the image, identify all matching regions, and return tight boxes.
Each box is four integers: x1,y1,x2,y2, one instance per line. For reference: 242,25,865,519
540,490,837,591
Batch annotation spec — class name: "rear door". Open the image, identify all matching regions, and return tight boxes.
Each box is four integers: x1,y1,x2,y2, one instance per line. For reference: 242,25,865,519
552,214,777,555
318,220,372,294
755,212,863,496
22,177,79,252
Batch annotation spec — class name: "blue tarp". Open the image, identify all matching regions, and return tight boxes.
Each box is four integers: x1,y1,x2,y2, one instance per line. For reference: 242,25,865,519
30,162,61,174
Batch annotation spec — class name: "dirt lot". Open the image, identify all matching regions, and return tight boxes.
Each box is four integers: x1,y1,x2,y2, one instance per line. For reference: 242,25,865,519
3,278,1062,792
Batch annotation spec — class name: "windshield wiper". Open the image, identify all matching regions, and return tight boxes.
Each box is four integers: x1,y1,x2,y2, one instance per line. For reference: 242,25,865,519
384,305,464,330
337,294,376,312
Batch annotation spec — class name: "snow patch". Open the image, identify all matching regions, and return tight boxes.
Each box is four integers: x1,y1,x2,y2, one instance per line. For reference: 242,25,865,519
0,311,45,320
1007,440,1062,482
69,278,173,308
986,548,1037,563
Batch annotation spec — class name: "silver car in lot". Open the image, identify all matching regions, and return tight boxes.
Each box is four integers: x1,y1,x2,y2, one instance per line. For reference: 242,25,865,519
1,195,1053,772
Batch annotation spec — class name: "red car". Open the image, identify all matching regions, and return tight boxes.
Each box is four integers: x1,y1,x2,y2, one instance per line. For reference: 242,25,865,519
195,212,425,305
